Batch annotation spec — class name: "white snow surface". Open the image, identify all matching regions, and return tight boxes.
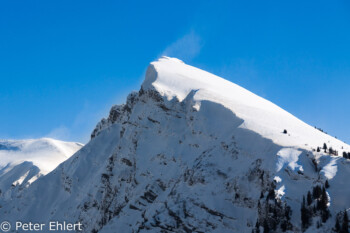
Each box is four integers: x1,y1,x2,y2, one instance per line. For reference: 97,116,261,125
0,57,349,233
0,138,82,200
143,56,349,153
0,138,83,174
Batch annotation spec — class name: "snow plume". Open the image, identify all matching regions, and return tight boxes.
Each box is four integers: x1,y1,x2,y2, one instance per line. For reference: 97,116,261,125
46,125,71,141
161,31,202,61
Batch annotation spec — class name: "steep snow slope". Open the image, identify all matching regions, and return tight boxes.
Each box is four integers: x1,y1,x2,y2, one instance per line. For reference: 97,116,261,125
0,138,83,201
1,57,349,233
143,57,349,153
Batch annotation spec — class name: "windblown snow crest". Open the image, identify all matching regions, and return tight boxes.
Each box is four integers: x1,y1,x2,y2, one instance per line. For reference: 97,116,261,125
1,57,350,233
0,138,82,206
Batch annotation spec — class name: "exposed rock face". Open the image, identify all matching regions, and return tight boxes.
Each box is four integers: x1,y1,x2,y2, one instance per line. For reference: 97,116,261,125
91,91,139,139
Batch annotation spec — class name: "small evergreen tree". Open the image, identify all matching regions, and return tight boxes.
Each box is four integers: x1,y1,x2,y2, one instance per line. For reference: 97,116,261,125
313,185,322,199
255,220,260,233
323,143,328,152
307,191,312,206
342,211,349,233
285,206,292,221
263,220,269,233
335,217,341,232
301,196,311,230
321,187,328,207
325,180,330,189
321,208,330,223
267,187,275,200
317,187,328,212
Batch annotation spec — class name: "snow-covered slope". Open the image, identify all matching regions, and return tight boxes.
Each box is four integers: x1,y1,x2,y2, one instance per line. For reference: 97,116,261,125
143,57,349,153
0,138,82,201
1,57,349,233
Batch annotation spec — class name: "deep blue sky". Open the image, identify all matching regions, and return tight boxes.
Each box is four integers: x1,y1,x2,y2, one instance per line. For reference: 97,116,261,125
0,0,349,143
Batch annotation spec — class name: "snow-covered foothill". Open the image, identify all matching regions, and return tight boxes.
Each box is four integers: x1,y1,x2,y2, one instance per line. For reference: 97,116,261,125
0,138,83,201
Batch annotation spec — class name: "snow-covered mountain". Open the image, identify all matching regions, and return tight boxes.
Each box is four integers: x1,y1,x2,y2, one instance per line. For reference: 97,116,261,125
1,57,350,233
0,138,82,202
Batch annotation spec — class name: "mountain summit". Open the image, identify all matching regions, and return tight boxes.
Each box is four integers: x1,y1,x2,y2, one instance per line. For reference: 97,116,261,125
143,56,349,152
2,58,350,233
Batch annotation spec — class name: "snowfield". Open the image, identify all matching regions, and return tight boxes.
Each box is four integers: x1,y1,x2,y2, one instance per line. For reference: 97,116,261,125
1,57,349,233
0,138,82,202
145,57,349,153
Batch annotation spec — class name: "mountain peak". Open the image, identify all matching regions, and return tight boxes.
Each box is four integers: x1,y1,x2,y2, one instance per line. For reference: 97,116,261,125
141,57,349,153
2,58,350,233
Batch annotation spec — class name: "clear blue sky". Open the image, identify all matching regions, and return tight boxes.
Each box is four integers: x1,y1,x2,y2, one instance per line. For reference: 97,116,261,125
0,0,349,143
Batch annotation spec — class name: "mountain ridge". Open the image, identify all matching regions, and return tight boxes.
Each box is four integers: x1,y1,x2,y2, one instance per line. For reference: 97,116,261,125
1,57,349,233
97,56,349,153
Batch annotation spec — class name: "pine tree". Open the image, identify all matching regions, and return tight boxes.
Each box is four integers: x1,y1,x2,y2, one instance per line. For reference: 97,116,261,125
281,220,287,232
321,209,330,223
267,187,275,200
342,211,349,233
317,187,328,212
323,143,328,152
317,147,321,152
321,187,328,209
301,196,310,230
335,217,341,232
318,187,330,223
307,191,312,206
285,205,291,221
255,220,260,233
325,180,330,189
263,220,269,233
313,185,322,199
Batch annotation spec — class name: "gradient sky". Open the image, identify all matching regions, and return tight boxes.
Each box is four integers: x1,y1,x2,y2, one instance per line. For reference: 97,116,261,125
0,0,349,143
